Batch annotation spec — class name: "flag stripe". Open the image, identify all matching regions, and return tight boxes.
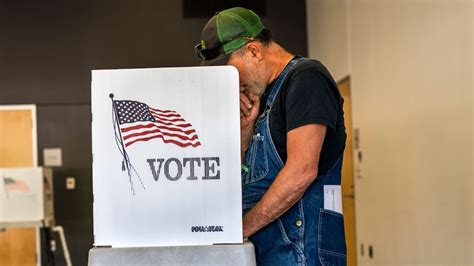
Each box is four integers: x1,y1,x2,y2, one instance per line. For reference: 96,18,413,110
150,112,186,123
152,125,196,135
153,119,192,128
124,131,199,146
120,123,156,133
121,123,197,139
121,123,196,135
122,128,199,141
150,110,182,118
125,133,201,148
149,107,179,114
124,132,200,146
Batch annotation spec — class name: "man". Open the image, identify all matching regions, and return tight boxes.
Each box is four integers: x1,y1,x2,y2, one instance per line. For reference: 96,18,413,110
195,7,347,266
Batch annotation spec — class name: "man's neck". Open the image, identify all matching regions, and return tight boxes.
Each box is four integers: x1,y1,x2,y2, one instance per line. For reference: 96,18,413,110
265,43,295,85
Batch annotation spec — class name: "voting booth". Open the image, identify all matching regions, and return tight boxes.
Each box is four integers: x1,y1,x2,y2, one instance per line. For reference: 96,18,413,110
89,66,255,265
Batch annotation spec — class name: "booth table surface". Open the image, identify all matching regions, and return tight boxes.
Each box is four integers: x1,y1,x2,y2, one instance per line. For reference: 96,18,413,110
88,242,256,266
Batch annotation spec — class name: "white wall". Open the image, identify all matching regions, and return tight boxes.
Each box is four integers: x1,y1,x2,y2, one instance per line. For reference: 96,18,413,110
307,0,473,264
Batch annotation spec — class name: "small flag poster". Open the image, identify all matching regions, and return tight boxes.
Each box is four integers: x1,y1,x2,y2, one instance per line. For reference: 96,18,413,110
91,66,242,247
0,167,44,224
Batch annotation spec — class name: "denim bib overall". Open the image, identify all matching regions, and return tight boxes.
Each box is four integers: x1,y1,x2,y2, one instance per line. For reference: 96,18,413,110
242,58,347,266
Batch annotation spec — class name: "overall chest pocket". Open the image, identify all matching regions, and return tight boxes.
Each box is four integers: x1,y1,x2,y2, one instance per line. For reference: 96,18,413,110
242,133,268,186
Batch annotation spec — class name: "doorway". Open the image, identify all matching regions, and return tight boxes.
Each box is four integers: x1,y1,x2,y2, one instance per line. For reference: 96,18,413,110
0,105,39,266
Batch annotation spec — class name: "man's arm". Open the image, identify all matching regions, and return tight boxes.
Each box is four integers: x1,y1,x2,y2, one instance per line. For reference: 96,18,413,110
242,123,327,238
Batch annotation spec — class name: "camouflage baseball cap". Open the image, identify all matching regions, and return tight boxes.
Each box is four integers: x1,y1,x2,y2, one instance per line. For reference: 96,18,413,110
195,7,265,66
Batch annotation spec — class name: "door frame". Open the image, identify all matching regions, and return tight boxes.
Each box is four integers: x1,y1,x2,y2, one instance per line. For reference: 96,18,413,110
337,76,358,266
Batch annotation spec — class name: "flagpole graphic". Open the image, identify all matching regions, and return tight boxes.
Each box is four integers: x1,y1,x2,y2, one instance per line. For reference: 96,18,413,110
110,93,145,195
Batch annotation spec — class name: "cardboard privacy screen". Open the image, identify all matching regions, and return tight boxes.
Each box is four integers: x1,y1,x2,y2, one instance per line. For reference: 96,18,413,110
91,66,242,247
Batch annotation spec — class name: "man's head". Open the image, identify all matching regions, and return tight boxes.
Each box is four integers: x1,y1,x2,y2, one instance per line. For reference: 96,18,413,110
195,7,274,96
195,7,266,65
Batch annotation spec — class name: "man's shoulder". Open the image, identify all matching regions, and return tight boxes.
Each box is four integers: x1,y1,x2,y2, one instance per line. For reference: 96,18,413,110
293,56,327,72
290,57,330,77
282,58,336,89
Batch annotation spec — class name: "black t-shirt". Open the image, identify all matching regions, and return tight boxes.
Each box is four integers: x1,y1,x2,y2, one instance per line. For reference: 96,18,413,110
259,56,346,176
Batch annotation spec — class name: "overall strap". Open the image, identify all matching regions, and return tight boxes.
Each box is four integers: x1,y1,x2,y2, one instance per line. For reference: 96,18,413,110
266,57,306,108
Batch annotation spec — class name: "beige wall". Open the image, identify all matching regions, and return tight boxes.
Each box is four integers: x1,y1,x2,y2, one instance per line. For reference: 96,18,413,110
306,0,350,81
307,0,473,264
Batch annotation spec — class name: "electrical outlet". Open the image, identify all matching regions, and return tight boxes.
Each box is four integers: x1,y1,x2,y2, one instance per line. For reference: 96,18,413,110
66,177,76,190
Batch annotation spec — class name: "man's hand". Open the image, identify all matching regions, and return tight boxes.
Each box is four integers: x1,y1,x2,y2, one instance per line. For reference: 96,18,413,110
240,91,260,158
242,124,327,238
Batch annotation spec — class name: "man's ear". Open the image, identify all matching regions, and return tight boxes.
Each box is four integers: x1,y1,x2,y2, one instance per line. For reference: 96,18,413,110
245,42,263,60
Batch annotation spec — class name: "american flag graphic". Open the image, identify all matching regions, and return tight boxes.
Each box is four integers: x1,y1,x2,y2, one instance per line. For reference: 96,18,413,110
114,100,202,148
3,177,30,193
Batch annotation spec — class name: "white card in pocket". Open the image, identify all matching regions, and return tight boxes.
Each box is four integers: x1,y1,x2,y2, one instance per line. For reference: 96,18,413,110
323,185,343,215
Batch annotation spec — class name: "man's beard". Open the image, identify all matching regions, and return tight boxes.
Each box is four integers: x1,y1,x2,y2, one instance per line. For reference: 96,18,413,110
247,76,268,97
